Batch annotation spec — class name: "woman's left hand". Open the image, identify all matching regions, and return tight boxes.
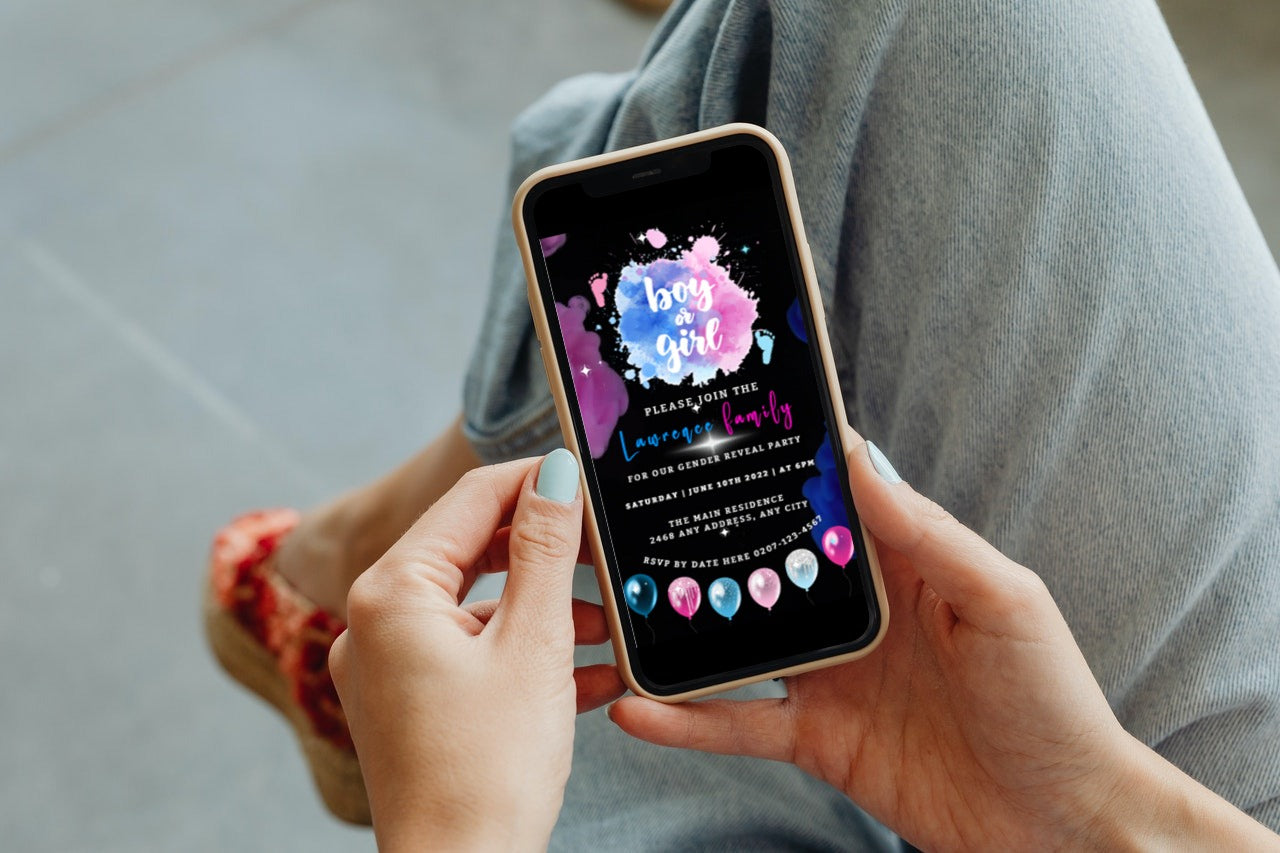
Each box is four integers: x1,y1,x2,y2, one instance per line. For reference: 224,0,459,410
328,450,625,850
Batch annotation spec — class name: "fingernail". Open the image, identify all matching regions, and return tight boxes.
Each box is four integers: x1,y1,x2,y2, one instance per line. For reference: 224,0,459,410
536,448,580,503
866,441,902,484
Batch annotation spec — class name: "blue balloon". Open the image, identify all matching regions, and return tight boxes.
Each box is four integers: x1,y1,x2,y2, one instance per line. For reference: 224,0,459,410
708,577,742,620
623,574,658,617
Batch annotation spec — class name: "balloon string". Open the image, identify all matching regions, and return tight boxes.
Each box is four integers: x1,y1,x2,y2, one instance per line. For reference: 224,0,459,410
688,618,698,634
843,568,852,596
646,618,656,643
805,589,814,606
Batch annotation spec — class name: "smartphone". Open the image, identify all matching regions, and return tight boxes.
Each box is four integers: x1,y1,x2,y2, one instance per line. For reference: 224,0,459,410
514,123,888,702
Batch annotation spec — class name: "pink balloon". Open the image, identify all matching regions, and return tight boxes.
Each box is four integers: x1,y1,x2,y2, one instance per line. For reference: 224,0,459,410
747,567,781,611
821,525,855,568
668,577,702,620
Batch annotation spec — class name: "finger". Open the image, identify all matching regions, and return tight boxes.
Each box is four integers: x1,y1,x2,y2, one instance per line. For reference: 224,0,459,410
569,598,612,644
463,598,500,625
575,516,598,566
575,664,626,714
842,429,1041,630
455,528,511,603
608,696,794,762
472,525,596,576
464,598,611,645
463,527,513,605
327,629,349,692
492,449,584,642
372,458,538,606
473,527,513,576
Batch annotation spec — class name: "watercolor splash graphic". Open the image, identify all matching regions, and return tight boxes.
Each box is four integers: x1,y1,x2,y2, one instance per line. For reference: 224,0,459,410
555,296,629,458
643,228,668,249
786,298,808,342
540,234,567,258
613,235,758,387
802,433,851,548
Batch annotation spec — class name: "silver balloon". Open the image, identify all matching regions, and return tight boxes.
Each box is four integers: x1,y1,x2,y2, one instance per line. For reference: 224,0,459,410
784,548,819,591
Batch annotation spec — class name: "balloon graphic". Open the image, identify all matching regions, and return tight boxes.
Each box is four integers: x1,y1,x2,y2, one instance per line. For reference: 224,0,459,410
747,568,781,611
785,548,819,591
707,578,742,620
623,574,658,617
821,525,855,568
668,577,702,620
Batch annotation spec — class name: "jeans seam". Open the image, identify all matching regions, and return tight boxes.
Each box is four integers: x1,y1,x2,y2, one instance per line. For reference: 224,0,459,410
463,398,563,462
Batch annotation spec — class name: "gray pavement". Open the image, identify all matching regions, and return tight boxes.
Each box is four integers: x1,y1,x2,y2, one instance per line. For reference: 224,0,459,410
0,0,1274,849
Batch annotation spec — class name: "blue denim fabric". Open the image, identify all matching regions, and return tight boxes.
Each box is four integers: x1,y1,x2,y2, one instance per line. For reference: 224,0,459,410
463,0,1280,844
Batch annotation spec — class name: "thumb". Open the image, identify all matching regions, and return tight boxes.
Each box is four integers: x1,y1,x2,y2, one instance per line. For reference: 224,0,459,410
492,448,585,643
608,696,794,762
845,431,1041,632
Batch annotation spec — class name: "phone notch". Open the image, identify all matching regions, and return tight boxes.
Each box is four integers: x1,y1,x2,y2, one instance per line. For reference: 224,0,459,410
583,149,711,198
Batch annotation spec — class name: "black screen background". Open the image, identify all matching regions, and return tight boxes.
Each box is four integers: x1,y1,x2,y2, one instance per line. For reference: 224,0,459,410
527,137,880,694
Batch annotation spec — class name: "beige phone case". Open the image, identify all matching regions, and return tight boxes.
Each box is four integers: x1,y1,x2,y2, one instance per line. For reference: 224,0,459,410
512,122,889,703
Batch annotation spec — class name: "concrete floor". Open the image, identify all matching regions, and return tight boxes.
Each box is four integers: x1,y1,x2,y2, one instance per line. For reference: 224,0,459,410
0,1,1274,850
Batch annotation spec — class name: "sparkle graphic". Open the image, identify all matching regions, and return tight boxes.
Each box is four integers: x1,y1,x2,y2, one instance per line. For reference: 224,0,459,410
720,529,730,537
673,430,748,457
580,365,592,376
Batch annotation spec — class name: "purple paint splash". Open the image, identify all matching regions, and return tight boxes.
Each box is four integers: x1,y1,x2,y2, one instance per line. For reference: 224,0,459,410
613,235,758,386
555,296,629,459
540,234,567,258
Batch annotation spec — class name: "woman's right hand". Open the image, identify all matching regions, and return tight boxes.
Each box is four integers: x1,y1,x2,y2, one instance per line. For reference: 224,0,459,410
611,434,1280,850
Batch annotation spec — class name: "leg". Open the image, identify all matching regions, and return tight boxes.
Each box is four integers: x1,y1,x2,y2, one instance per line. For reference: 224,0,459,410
205,412,483,823
465,0,1280,838
814,0,1280,830
274,412,484,618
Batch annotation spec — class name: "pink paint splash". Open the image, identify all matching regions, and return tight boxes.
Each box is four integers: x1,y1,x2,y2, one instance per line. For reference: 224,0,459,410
644,228,668,249
554,296,629,459
690,235,718,260
589,273,609,307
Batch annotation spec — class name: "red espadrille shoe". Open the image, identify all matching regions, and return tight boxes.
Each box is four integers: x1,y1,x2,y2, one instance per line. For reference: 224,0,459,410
203,509,371,825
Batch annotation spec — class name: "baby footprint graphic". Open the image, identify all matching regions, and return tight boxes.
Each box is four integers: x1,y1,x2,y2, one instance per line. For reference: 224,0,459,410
754,329,775,365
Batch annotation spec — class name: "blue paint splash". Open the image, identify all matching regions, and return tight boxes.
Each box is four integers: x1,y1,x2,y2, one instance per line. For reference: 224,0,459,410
802,432,851,548
786,298,808,342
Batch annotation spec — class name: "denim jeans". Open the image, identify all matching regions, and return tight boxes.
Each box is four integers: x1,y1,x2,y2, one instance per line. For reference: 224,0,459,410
462,0,1280,845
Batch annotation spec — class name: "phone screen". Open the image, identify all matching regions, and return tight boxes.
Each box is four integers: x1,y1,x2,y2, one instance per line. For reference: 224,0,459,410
524,133,880,694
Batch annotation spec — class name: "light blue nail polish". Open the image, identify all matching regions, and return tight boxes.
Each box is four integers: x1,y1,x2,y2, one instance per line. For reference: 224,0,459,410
866,441,902,484
536,448,580,503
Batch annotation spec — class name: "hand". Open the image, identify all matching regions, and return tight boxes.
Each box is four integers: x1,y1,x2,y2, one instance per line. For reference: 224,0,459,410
329,451,625,850
609,434,1278,849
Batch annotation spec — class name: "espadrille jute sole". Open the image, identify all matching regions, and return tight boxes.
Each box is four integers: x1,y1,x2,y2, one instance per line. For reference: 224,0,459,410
203,586,371,825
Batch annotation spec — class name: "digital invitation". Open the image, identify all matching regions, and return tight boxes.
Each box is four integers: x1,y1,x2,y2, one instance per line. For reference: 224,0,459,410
537,205,862,649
